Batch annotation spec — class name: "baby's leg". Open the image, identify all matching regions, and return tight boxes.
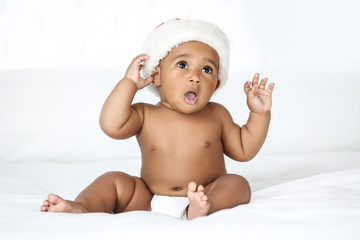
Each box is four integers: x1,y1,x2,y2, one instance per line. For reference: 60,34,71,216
41,171,153,213
41,193,87,213
187,174,250,220
187,182,210,220
206,174,251,214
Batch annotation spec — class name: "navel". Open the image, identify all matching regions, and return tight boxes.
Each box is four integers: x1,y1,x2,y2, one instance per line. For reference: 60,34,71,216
150,145,156,151
203,142,210,148
173,186,183,191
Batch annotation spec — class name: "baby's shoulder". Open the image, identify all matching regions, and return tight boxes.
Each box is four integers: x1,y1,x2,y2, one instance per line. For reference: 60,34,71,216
206,102,233,120
132,102,154,110
131,102,156,118
207,102,230,114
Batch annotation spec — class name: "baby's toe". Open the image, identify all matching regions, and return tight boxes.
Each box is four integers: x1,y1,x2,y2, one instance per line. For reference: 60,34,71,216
188,182,197,192
40,205,48,212
48,193,62,204
202,195,208,201
197,185,204,191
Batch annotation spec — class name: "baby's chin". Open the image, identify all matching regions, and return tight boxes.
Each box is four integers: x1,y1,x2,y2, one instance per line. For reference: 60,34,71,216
172,103,209,115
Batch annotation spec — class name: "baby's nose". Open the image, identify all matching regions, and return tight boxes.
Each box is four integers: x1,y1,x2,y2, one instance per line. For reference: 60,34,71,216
189,78,200,83
188,70,201,83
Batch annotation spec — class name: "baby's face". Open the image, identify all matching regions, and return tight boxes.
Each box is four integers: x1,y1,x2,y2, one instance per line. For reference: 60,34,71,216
155,41,221,114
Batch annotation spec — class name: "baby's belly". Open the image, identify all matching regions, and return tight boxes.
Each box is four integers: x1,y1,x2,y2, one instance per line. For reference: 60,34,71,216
140,159,227,196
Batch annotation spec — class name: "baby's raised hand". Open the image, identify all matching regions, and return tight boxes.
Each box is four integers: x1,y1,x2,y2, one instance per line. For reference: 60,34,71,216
244,73,275,113
124,54,154,90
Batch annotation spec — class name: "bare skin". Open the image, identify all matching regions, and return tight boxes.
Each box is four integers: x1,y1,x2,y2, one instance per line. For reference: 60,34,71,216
41,41,274,220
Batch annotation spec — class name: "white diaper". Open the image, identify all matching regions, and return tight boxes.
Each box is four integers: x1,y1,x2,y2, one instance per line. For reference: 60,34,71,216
151,195,189,219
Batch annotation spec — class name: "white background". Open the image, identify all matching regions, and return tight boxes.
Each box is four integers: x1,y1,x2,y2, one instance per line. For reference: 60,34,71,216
0,0,359,161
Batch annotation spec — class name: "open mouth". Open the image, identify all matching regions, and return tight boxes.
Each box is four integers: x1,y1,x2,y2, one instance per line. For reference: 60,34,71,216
184,91,198,105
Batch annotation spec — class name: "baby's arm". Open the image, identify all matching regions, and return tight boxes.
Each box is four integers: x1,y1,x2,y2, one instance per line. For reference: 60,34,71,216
221,73,275,161
99,54,153,139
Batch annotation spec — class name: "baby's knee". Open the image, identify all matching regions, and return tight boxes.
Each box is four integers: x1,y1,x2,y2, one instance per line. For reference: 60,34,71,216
227,174,251,203
100,171,135,186
102,171,129,178
226,174,248,185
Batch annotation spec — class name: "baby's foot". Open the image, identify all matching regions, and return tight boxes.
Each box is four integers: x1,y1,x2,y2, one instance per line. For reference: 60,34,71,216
40,193,87,213
187,182,210,220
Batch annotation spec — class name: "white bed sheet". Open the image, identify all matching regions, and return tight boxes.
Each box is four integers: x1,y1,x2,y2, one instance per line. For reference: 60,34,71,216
1,151,359,240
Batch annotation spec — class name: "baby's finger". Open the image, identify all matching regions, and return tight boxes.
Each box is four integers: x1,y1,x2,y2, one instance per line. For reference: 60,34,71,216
259,78,268,90
244,81,252,94
266,82,275,94
252,73,260,87
126,54,150,78
144,76,154,86
131,54,150,67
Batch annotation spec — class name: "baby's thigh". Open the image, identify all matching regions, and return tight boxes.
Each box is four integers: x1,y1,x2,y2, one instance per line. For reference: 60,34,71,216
205,174,251,203
111,172,153,213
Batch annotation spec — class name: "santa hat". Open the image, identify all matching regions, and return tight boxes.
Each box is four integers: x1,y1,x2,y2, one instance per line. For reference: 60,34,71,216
142,19,230,95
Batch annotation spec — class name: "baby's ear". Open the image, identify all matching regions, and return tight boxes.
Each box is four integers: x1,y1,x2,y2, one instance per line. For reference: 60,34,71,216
151,66,161,87
214,79,221,92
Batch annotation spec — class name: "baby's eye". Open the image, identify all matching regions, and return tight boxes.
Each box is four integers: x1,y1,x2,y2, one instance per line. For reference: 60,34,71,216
177,62,188,69
202,66,213,74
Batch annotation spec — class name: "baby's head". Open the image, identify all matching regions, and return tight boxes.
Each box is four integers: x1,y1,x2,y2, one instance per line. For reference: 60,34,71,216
142,19,230,95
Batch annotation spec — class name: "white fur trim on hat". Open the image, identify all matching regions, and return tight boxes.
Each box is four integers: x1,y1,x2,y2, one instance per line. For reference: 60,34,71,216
142,19,230,95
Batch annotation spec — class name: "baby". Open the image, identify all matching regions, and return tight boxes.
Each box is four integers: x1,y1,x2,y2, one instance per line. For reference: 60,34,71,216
41,19,275,220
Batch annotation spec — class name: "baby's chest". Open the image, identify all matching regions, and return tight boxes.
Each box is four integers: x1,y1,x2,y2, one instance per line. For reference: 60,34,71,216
144,128,222,158
156,117,219,137
141,117,222,148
